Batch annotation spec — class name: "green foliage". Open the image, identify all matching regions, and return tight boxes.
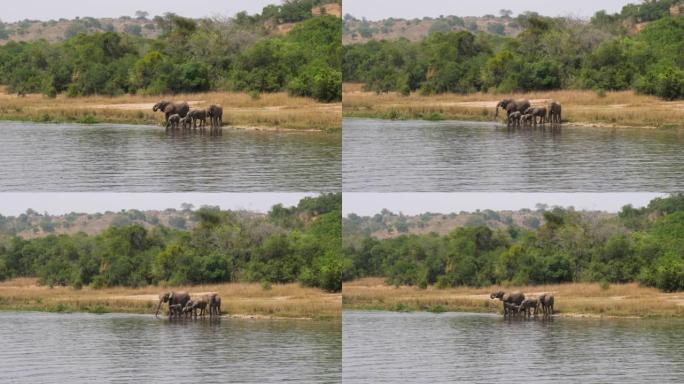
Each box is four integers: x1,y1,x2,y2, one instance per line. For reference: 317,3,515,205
344,195,684,292
344,3,684,100
0,9,340,102
0,194,342,292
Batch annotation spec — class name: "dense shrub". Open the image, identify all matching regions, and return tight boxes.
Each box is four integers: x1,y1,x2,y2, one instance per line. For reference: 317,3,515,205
344,194,684,291
0,194,342,292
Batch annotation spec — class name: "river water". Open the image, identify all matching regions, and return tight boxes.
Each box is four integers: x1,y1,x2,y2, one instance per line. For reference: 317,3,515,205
343,118,684,191
0,312,341,383
343,310,684,383
0,122,341,191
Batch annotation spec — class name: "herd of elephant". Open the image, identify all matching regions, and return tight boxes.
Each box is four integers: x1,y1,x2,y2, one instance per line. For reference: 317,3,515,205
152,101,224,133
154,291,222,319
490,291,555,319
495,99,562,128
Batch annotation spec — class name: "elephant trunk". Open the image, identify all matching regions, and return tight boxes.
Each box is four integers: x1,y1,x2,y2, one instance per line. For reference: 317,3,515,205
495,106,499,119
154,299,163,317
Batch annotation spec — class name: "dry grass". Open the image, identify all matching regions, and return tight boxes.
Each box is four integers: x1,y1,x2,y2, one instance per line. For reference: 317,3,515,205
343,278,684,318
0,278,341,320
0,89,341,132
343,83,684,129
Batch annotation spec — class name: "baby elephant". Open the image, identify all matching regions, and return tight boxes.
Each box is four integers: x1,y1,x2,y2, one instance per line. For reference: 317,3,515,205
508,111,521,127
166,114,180,130
187,109,207,129
168,303,183,318
183,297,208,318
518,298,539,318
179,115,192,130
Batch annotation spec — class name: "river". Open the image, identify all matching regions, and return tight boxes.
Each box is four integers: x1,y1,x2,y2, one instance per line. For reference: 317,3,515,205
343,310,684,383
0,122,341,191
343,118,684,191
0,312,341,383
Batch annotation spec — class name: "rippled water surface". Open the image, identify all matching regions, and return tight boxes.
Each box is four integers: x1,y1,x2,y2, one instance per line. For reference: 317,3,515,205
343,311,684,383
0,312,341,383
0,122,340,191
343,118,684,191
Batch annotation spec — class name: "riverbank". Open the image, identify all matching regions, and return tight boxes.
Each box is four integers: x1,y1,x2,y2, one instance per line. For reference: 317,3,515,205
0,278,341,320
0,90,341,132
343,278,684,318
342,83,684,129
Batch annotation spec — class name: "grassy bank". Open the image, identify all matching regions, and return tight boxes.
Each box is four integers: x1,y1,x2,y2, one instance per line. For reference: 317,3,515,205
0,90,341,132
342,83,684,129
0,278,341,320
343,278,684,318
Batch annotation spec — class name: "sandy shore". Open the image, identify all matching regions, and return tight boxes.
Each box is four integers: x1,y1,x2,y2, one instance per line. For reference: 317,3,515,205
342,84,684,129
0,90,341,132
343,278,684,318
0,278,341,320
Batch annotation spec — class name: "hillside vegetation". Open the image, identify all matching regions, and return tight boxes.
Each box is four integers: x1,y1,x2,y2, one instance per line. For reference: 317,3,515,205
0,194,342,293
0,207,202,239
343,12,524,44
0,0,341,102
343,194,684,292
343,0,684,100
343,207,613,240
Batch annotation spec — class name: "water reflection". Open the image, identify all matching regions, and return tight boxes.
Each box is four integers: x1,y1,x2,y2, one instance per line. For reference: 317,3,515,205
343,311,684,384
0,122,340,191
343,118,684,191
0,312,341,383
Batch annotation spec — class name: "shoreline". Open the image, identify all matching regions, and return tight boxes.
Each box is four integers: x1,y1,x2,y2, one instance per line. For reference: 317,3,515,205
0,90,341,132
342,85,684,130
0,118,330,134
344,114,664,130
0,278,341,321
342,278,684,319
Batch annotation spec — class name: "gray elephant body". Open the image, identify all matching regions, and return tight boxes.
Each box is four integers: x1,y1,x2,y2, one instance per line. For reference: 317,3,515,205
179,116,192,129
548,101,562,124
496,99,531,120
518,298,539,317
168,303,183,318
521,114,534,126
188,109,207,128
525,107,547,126
491,291,526,317
184,296,208,317
508,111,522,127
153,101,190,122
205,293,221,316
166,114,181,129
539,293,555,316
155,291,191,317
207,105,223,129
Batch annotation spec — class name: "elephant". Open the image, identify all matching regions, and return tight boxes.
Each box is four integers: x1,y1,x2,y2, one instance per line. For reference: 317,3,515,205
495,99,531,120
521,114,534,127
206,293,221,316
518,298,539,318
179,115,192,130
166,114,181,130
168,303,183,319
155,291,191,317
539,293,555,316
207,104,223,130
491,291,526,317
524,107,547,126
184,297,208,318
187,109,207,129
548,101,562,124
508,111,522,128
153,101,190,123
